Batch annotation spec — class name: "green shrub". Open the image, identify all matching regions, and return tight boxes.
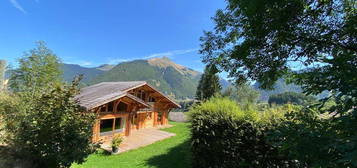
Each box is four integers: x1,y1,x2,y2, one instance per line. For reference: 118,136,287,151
0,80,96,168
268,107,357,168
189,97,299,168
112,135,123,148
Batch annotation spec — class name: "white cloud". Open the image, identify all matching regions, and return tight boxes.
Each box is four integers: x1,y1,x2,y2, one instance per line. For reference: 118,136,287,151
9,0,27,14
107,58,131,65
64,61,93,67
79,61,92,66
144,48,198,59
107,48,199,65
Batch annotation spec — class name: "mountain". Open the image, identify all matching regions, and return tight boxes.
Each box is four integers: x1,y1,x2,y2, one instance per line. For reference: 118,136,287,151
96,64,115,71
53,57,230,99
89,57,202,99
253,79,302,102
61,64,104,83
253,78,329,101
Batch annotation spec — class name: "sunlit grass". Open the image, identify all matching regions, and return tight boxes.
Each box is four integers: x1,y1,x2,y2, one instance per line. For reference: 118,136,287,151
72,122,191,168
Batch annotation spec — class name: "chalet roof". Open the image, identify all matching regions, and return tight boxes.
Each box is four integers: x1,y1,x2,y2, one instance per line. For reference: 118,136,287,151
75,81,180,110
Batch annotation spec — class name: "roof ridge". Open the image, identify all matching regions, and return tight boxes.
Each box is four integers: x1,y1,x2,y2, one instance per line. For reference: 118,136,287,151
101,81,146,83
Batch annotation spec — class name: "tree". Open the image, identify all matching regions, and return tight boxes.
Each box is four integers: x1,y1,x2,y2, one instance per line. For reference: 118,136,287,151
10,41,62,93
0,42,95,168
0,60,6,90
200,0,356,167
200,0,356,92
0,78,95,168
268,92,317,106
196,65,222,100
222,83,260,104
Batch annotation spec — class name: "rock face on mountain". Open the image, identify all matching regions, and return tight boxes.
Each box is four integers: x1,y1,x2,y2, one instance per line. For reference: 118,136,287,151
95,64,115,71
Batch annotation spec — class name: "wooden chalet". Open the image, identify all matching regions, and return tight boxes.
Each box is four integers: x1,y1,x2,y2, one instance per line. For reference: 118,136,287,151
75,81,180,142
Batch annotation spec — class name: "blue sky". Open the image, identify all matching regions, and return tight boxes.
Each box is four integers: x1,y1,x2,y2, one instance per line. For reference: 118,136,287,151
0,0,226,73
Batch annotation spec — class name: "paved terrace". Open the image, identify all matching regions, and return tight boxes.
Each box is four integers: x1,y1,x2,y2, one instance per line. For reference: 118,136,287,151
101,125,175,154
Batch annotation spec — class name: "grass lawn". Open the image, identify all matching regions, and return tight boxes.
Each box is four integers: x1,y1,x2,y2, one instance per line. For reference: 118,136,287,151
72,122,191,168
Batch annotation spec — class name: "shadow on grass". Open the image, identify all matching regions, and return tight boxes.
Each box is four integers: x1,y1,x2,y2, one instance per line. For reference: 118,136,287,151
0,145,33,168
145,140,192,168
95,148,112,156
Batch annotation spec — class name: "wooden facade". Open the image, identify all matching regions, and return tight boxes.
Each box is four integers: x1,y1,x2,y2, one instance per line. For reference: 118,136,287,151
75,81,180,143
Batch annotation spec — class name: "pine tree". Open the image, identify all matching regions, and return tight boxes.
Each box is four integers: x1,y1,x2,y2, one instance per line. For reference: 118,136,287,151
196,65,221,101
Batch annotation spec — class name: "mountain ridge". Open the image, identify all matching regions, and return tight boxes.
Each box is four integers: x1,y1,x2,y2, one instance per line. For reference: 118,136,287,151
61,57,228,99
87,58,202,99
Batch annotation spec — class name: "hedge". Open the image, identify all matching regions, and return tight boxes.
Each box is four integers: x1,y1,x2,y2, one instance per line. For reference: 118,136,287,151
189,97,300,168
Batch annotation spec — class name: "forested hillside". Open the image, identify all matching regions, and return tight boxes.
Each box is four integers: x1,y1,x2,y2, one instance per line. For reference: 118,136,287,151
61,64,104,83
253,79,302,101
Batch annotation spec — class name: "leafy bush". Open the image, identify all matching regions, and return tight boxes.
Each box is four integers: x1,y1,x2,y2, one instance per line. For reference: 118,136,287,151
0,80,96,168
112,135,123,148
189,97,299,168
269,107,357,168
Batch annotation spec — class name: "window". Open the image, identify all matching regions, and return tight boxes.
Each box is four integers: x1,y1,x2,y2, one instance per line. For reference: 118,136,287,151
107,101,114,112
131,114,138,125
113,117,126,133
146,112,152,119
136,90,147,100
141,92,146,100
100,105,106,112
149,96,156,102
117,102,128,112
100,117,126,136
115,118,122,130
135,90,141,98
100,119,113,134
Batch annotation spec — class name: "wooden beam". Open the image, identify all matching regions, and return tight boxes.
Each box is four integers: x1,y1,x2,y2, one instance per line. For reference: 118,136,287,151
99,113,128,120
112,118,116,137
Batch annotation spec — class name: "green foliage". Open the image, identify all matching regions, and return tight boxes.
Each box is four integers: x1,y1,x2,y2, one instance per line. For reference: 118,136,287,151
189,97,301,168
200,0,356,167
9,41,62,93
222,83,260,104
268,107,357,167
0,78,96,168
0,42,96,168
268,92,317,106
111,135,123,148
200,0,356,90
196,65,222,101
